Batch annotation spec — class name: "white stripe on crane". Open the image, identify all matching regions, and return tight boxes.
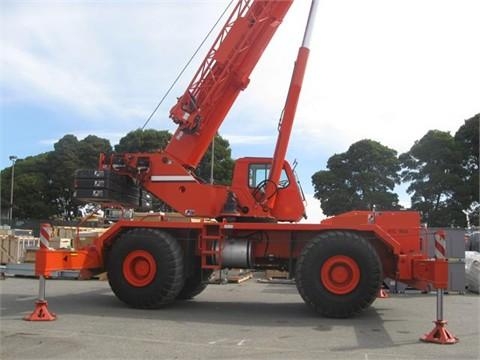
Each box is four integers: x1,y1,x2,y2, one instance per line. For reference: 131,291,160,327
150,175,196,182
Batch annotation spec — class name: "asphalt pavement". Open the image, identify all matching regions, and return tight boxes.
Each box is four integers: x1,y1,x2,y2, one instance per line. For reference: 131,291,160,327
1,276,479,359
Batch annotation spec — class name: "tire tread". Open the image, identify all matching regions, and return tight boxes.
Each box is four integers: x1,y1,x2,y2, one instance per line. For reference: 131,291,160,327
107,228,184,309
296,231,381,318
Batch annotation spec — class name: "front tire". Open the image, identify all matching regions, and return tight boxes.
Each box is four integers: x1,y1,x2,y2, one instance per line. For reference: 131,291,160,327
107,228,184,308
296,231,382,318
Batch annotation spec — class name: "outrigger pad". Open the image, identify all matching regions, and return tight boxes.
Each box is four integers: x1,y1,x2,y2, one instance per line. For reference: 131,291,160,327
420,320,459,344
24,300,57,321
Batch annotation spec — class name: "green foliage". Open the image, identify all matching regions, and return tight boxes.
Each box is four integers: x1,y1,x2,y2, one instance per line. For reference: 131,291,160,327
0,128,234,220
115,129,233,185
1,135,112,222
78,135,113,167
112,129,234,212
47,135,112,220
112,129,233,212
2,114,477,226
454,114,479,225
312,139,401,216
400,130,464,226
115,129,171,152
195,135,234,185
5,154,55,220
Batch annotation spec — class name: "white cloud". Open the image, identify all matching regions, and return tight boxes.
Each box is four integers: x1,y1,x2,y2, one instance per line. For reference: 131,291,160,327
3,0,478,142
2,44,121,117
37,138,60,146
0,1,228,123
302,194,326,223
2,0,479,208
236,0,480,156
223,134,274,145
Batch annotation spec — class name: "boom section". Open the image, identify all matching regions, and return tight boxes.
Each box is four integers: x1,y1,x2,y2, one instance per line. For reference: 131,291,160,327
266,0,319,210
167,0,293,169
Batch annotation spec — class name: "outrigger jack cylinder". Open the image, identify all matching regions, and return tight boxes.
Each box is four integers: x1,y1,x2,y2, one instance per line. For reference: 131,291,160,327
420,230,458,344
420,288,458,344
24,223,56,321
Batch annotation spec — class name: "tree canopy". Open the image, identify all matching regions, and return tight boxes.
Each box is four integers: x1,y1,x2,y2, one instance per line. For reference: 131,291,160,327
0,129,233,222
312,139,401,216
1,114,478,227
114,129,171,153
399,114,479,226
110,129,234,212
454,114,479,224
1,135,112,221
195,135,234,185
400,130,463,226
113,129,234,185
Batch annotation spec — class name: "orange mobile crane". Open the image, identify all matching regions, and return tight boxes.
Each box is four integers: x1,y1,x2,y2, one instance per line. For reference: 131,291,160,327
37,0,447,318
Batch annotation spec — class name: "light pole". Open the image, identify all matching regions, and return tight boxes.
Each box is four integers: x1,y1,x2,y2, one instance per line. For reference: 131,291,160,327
9,155,17,226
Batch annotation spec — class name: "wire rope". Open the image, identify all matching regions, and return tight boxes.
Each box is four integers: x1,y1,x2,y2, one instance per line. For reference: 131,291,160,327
141,0,235,130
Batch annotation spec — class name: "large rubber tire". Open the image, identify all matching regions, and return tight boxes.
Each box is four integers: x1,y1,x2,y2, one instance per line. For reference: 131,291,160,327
176,266,212,300
296,231,382,318
107,228,184,309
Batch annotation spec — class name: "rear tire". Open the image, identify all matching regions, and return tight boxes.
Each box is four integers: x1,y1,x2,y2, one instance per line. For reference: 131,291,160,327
296,231,382,318
107,228,184,308
177,258,212,300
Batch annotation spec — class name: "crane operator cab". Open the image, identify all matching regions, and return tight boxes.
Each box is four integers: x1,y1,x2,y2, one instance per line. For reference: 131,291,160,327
230,157,306,222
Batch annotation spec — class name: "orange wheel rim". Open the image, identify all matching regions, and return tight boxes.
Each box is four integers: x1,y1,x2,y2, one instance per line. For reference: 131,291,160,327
123,250,157,287
321,255,360,295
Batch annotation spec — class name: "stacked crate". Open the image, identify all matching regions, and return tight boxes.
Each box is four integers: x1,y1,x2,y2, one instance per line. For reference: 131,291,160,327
53,226,107,249
0,230,39,264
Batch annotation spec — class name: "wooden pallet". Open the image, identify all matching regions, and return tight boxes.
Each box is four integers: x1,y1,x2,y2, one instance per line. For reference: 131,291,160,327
265,269,290,280
227,272,253,283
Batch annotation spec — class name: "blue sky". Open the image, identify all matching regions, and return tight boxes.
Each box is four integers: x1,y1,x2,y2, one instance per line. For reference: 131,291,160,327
1,0,479,221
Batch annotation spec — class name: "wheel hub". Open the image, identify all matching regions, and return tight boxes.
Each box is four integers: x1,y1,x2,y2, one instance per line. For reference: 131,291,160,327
321,255,360,295
123,250,157,287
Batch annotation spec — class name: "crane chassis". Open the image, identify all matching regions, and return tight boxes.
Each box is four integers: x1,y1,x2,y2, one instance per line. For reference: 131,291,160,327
35,0,447,318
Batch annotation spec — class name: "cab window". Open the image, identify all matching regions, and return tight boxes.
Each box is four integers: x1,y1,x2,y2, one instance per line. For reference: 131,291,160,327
248,164,289,188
